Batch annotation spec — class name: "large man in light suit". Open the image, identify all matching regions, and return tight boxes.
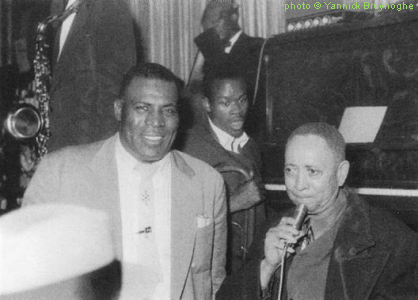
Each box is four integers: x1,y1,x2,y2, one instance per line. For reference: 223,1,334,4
23,63,227,299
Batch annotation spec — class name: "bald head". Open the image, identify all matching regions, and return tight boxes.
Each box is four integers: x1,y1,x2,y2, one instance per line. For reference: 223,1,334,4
286,122,346,164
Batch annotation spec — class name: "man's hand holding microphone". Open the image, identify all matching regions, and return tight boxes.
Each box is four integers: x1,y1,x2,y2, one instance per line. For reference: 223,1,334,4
260,204,307,289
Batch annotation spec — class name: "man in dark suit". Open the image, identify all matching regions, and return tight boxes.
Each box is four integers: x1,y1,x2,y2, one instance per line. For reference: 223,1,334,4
190,0,265,137
23,63,227,299
216,122,418,300
48,0,136,151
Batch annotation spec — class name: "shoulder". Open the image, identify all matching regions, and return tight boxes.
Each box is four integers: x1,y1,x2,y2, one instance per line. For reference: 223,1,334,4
241,137,262,162
47,140,104,159
180,124,220,158
349,192,418,242
369,201,417,239
40,139,108,168
244,137,261,153
182,125,208,145
240,33,264,49
185,122,211,141
173,150,223,182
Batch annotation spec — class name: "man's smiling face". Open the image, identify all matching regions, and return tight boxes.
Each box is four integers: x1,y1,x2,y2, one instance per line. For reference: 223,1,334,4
114,78,179,162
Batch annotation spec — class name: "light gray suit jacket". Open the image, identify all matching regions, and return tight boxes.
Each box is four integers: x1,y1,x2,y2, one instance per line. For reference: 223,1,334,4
23,134,227,299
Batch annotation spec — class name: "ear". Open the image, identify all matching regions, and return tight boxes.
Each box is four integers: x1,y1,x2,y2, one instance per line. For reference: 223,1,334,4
202,97,212,113
114,99,123,122
336,160,350,187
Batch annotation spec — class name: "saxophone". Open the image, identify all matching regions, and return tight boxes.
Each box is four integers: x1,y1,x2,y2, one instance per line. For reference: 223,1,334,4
33,0,84,161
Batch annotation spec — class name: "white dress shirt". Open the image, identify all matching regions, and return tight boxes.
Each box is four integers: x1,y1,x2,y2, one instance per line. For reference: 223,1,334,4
224,30,242,54
115,134,171,299
58,0,77,60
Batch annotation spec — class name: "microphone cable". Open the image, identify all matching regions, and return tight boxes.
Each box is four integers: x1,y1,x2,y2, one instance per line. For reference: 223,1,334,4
277,243,288,300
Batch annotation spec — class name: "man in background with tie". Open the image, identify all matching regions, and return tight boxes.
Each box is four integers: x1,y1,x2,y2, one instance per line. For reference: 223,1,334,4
180,71,265,275
216,122,418,300
23,63,227,299
48,0,136,151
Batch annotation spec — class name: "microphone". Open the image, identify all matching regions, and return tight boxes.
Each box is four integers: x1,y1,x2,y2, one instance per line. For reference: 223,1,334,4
293,204,308,231
286,204,308,250
278,204,308,300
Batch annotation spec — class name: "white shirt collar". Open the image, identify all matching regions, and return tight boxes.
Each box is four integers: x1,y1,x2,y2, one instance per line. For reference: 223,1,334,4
115,133,138,173
225,30,242,54
208,117,249,153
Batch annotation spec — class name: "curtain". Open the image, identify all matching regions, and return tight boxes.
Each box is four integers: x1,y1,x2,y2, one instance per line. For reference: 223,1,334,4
129,0,285,82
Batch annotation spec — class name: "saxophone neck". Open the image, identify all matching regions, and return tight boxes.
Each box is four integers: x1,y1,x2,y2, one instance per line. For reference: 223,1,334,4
36,21,51,41
36,0,85,40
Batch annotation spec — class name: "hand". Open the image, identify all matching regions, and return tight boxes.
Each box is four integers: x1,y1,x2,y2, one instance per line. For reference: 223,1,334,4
264,217,305,265
260,217,305,287
229,180,262,213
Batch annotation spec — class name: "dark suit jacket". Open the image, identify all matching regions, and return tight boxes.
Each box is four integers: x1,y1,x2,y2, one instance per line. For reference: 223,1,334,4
216,190,418,300
48,0,136,151
23,134,227,299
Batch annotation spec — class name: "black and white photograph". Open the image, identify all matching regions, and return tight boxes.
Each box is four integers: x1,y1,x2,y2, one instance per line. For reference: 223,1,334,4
0,0,417,299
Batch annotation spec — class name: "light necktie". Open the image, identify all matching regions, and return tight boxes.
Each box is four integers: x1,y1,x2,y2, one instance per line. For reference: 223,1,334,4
231,138,243,153
230,138,236,152
230,132,249,154
134,164,162,279
136,164,155,234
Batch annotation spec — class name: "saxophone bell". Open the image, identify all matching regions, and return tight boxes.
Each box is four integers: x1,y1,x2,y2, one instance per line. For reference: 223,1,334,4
3,104,42,140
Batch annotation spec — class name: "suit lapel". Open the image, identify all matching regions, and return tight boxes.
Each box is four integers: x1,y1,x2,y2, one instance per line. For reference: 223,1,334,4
87,135,123,258
336,252,389,299
170,151,199,299
326,194,389,300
